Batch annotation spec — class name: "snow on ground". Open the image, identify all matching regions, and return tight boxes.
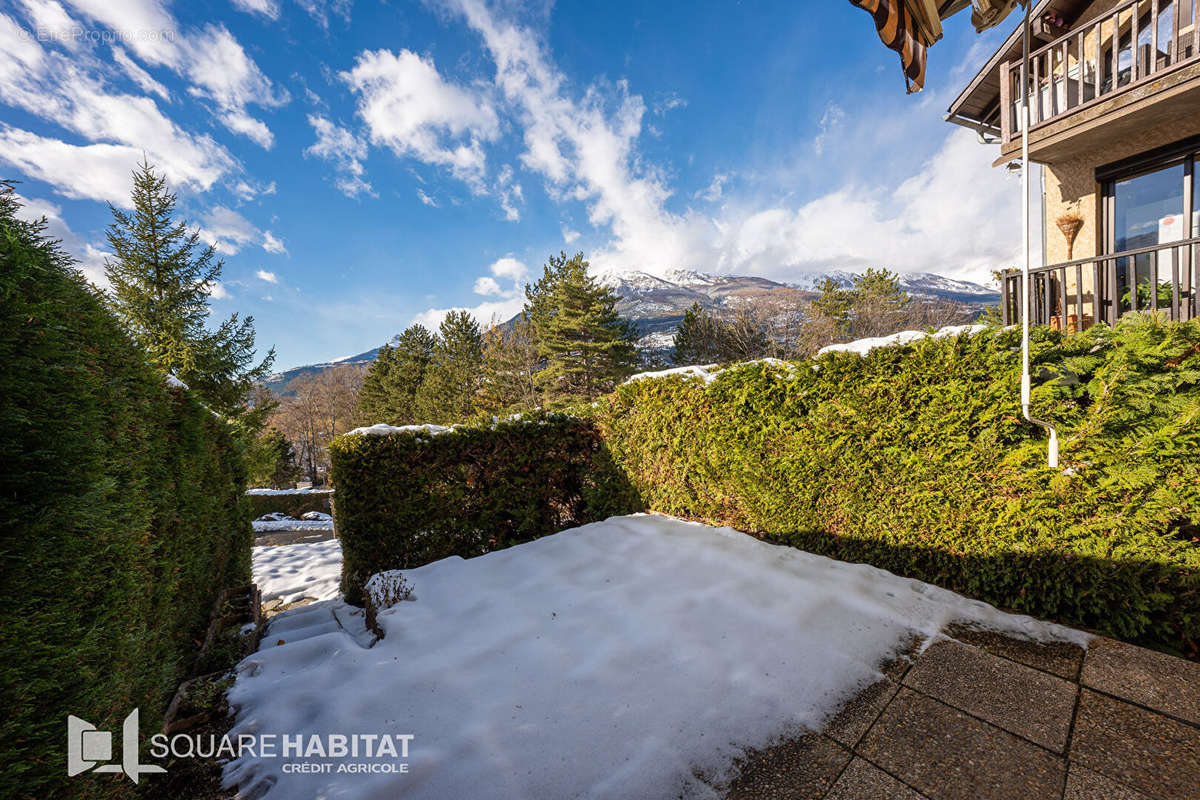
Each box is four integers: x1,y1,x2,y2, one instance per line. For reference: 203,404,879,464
228,514,1085,800
252,539,342,604
246,487,333,495
252,518,336,533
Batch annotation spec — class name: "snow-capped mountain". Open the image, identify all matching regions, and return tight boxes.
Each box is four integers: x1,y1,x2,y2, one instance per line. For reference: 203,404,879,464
268,268,999,391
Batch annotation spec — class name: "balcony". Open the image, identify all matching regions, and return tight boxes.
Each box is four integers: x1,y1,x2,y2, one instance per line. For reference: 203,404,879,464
999,0,1200,159
999,236,1200,329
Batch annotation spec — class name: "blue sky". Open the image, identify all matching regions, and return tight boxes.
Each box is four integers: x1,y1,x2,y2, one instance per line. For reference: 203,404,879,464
1,0,1031,369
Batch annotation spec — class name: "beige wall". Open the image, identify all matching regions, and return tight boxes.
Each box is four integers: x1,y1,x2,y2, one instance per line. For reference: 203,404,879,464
1043,116,1200,265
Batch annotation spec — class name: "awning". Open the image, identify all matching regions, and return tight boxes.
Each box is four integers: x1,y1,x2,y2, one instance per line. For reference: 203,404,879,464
849,0,1022,93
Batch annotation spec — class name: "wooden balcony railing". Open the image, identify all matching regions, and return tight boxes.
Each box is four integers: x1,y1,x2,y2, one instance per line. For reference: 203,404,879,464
1000,0,1200,144
1000,236,1200,329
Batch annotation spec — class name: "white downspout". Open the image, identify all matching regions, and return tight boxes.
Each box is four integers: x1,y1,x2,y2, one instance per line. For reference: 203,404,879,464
1019,0,1059,468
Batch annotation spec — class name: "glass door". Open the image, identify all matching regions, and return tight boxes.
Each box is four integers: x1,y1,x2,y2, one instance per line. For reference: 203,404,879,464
1105,159,1188,312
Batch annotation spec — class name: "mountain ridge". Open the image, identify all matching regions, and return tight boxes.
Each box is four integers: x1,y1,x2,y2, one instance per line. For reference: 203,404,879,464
265,268,999,391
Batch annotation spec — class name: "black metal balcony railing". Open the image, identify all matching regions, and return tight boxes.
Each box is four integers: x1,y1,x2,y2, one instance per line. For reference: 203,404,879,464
1000,0,1200,144
1000,236,1200,329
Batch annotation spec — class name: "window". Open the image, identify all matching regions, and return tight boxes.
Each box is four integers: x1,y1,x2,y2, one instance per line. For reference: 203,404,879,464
1102,150,1196,313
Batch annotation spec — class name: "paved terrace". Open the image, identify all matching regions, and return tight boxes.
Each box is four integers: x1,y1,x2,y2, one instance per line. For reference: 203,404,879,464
725,624,1200,800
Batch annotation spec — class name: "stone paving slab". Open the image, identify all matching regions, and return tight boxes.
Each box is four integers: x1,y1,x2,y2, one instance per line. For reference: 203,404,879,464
724,733,850,800
901,637,1077,752
823,758,927,800
824,679,898,750
1063,765,1153,800
1081,637,1200,726
721,627,1200,800
857,687,1065,800
1069,688,1200,799
943,622,1084,680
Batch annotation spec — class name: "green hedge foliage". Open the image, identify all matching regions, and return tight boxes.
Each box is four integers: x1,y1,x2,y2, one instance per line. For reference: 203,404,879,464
329,416,640,604
246,490,333,520
0,208,252,798
594,317,1200,654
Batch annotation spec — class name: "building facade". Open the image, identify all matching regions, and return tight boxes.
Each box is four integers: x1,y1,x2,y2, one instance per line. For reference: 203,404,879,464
948,0,1199,328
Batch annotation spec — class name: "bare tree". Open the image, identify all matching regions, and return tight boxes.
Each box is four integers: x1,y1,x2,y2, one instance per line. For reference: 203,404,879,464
267,364,364,485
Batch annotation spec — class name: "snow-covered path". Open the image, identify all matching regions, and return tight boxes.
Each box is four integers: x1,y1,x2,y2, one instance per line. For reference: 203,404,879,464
252,538,342,606
230,514,1084,800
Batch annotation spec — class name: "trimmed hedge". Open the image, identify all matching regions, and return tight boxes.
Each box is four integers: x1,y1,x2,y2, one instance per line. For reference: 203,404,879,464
329,416,640,604
593,317,1200,655
246,490,333,520
0,200,252,798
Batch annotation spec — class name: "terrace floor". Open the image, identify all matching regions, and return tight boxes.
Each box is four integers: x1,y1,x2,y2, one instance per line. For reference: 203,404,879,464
726,625,1200,800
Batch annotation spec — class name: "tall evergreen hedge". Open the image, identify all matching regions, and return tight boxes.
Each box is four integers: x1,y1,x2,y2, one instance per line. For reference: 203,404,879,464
0,196,252,799
594,318,1200,654
329,416,640,604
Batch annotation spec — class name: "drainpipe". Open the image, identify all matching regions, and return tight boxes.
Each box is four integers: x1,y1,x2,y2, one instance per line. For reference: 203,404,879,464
1019,0,1060,468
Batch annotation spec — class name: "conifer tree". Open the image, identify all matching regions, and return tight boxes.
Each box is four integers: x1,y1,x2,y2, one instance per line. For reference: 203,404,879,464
104,161,273,416
809,277,855,338
385,324,437,422
525,252,638,401
415,311,484,422
849,268,911,337
356,344,397,424
672,302,723,365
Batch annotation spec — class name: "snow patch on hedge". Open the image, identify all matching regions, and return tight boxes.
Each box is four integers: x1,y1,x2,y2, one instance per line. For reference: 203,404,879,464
817,324,989,357
623,363,720,384
344,423,453,437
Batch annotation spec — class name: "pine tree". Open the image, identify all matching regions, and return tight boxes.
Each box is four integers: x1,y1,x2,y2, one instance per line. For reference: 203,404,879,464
104,161,273,416
415,312,484,422
672,302,722,365
849,268,911,337
525,252,638,401
480,315,540,414
385,324,437,423
245,428,301,489
809,278,855,338
357,344,397,424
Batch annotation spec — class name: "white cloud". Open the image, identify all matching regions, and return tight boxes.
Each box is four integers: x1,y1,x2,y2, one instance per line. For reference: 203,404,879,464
199,206,259,254
111,46,169,100
198,206,283,256
12,192,111,288
417,255,529,329
448,0,699,275
231,0,280,20
256,269,279,283
262,230,286,254
233,179,276,201
695,173,727,203
488,256,527,282
496,164,522,221
183,24,288,148
473,276,502,295
62,0,179,66
447,1,1021,285
17,0,83,50
304,114,373,197
207,281,231,299
413,296,524,331
342,48,499,187
561,226,580,244
417,188,438,207
813,103,845,156
296,0,352,29
0,14,235,204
